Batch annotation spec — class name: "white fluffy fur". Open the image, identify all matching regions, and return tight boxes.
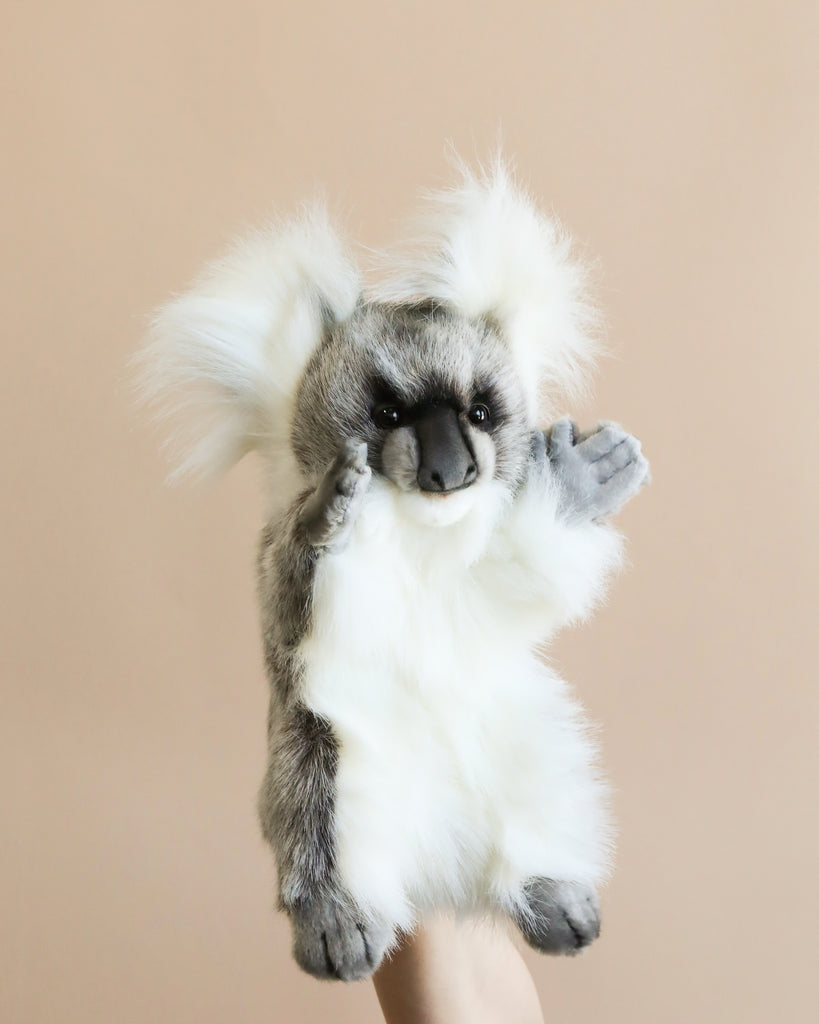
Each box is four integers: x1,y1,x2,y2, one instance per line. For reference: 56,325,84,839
370,158,598,416
136,204,361,482
299,476,621,929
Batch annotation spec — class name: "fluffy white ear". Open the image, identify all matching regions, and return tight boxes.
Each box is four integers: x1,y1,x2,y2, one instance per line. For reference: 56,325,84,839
136,204,361,481
371,159,599,414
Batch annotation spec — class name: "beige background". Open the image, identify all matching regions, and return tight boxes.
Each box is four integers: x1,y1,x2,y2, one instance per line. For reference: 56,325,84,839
2,2,817,1022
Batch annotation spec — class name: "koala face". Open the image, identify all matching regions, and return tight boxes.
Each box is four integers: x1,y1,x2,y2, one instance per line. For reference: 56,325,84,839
291,304,531,522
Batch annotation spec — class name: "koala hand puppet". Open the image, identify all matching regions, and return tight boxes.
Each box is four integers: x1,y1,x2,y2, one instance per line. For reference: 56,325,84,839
139,163,649,981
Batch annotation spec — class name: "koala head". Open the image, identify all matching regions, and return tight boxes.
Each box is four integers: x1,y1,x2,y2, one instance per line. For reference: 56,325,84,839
291,302,531,521
140,161,595,508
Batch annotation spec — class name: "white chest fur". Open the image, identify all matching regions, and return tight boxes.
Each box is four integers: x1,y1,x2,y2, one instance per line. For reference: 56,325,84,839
297,481,611,928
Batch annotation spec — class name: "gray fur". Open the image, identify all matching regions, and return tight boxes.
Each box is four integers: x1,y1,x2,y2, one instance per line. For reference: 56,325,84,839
257,301,646,980
257,700,338,905
291,303,532,490
514,877,601,955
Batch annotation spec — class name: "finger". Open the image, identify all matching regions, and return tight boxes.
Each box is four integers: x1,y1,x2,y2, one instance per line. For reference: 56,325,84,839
547,417,574,454
577,424,625,461
333,439,368,473
352,441,369,471
598,452,647,494
594,437,640,480
529,429,547,462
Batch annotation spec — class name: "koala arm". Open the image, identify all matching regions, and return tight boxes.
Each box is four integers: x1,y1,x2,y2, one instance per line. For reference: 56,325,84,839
484,421,648,634
496,492,623,634
256,440,371,676
296,441,372,548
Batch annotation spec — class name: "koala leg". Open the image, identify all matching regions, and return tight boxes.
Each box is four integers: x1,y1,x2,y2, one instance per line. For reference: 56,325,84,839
258,701,393,981
513,878,601,956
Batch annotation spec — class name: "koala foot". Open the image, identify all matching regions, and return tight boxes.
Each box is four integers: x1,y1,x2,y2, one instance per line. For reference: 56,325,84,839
513,878,601,956
300,441,372,548
289,896,392,981
547,418,649,522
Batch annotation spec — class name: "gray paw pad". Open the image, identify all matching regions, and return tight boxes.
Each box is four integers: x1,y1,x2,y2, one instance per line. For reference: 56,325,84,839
514,878,601,956
290,898,391,981
547,417,649,521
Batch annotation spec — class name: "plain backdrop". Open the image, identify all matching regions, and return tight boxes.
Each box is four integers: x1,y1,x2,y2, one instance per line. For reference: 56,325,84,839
2,2,817,1022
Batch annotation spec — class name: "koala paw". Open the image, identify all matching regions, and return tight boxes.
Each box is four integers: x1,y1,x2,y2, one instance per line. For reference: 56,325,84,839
514,878,601,956
548,418,649,522
301,441,372,547
331,440,371,499
289,897,392,981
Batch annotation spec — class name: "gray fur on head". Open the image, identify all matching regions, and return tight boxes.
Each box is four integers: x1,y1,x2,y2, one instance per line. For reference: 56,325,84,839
291,303,531,492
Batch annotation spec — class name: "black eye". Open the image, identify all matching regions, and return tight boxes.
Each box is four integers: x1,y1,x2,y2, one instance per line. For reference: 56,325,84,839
468,403,491,426
373,404,403,429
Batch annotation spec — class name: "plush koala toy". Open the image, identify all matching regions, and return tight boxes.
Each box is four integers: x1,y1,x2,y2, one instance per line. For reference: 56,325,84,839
140,163,648,981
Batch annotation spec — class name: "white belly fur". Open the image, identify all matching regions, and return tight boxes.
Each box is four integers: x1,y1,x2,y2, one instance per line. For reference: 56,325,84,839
298,481,611,930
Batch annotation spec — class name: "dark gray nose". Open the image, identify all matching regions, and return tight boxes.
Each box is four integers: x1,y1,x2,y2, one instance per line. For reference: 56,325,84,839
414,404,477,493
